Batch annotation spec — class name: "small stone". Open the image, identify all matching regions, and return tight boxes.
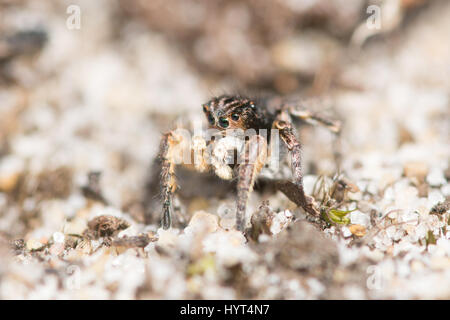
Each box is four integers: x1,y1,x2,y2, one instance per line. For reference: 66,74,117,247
403,224,416,235
417,183,428,198
202,230,251,267
349,224,366,237
63,217,87,235
441,184,450,197
427,190,445,209
347,191,362,201
52,232,65,244
427,168,446,187
187,211,219,234
350,211,370,227
258,234,271,243
0,156,24,192
361,247,384,261
341,226,352,238
269,210,293,235
404,162,428,182
219,216,236,230
430,257,450,271
156,228,179,248
357,201,377,214
387,210,399,219
218,203,236,230
386,225,398,239
410,260,424,272
26,239,45,251
0,171,21,192
333,269,349,283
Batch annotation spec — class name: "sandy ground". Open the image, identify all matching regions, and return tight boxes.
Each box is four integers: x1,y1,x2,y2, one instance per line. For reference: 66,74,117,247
0,0,449,299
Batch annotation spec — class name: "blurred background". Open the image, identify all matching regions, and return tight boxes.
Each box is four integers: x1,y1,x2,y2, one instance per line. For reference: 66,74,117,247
0,0,449,299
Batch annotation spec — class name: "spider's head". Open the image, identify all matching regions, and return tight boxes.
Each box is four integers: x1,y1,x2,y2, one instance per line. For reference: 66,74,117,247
202,95,258,131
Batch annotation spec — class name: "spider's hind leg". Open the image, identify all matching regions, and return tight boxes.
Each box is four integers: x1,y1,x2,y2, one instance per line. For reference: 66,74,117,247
286,100,342,134
289,107,341,134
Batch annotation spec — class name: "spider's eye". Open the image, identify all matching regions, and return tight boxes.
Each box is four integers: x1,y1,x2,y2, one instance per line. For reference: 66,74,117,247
207,113,215,125
202,105,208,113
231,113,240,121
219,117,229,128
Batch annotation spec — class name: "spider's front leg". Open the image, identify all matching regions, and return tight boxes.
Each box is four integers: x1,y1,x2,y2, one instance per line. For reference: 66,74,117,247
273,119,320,217
236,135,267,231
159,132,178,229
159,130,208,229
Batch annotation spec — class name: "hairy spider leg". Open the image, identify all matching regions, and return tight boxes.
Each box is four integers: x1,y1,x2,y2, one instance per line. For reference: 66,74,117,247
159,132,177,229
159,131,212,229
159,131,196,229
287,104,343,173
236,135,267,231
288,106,342,134
274,118,319,217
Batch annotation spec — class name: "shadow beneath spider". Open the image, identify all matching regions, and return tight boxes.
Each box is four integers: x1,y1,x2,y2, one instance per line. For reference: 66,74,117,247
142,162,237,227
143,158,315,229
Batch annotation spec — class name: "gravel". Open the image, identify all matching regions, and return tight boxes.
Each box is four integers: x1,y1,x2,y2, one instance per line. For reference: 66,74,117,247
0,0,449,299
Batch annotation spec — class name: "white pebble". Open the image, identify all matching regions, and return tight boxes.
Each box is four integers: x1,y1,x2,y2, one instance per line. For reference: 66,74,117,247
426,168,446,186
52,232,65,244
341,226,352,238
350,211,370,227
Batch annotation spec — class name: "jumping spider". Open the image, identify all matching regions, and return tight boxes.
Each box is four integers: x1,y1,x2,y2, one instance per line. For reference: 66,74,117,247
158,95,341,232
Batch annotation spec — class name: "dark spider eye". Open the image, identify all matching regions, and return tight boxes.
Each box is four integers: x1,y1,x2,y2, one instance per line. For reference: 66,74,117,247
219,117,229,128
207,113,215,125
231,113,239,121
202,105,208,113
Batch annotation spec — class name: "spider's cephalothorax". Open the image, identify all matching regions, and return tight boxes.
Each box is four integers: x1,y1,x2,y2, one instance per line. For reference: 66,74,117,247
202,95,274,132
158,95,341,232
